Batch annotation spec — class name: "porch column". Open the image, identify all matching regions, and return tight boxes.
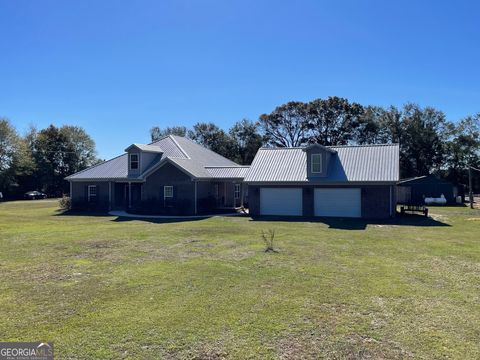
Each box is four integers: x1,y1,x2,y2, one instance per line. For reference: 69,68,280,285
128,182,132,208
240,183,244,208
194,181,198,215
108,182,112,210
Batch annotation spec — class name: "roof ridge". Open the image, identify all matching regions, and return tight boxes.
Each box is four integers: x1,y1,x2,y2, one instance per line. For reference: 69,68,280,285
204,165,250,168
259,143,399,150
328,143,399,148
174,135,240,166
66,153,126,179
168,135,190,159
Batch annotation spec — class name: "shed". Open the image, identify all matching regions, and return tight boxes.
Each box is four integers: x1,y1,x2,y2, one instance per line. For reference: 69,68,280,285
397,176,462,205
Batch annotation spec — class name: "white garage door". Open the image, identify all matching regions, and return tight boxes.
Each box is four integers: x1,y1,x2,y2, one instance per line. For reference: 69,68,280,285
260,188,303,216
314,188,361,218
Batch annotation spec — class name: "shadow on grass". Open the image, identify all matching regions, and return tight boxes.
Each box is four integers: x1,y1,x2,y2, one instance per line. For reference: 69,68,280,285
250,213,450,230
54,209,113,217
111,216,210,224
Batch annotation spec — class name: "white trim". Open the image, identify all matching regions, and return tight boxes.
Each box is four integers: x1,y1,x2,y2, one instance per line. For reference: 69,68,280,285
164,185,173,198
311,154,322,173
87,185,97,202
129,153,140,170
169,135,190,159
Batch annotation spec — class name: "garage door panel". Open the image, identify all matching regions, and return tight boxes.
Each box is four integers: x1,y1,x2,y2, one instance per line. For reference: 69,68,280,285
314,188,361,218
260,188,302,216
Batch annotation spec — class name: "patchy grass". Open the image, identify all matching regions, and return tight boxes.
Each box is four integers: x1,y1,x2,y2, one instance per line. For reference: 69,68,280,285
0,200,479,359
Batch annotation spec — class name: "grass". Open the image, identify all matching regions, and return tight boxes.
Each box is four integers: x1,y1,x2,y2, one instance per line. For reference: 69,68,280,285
0,200,479,359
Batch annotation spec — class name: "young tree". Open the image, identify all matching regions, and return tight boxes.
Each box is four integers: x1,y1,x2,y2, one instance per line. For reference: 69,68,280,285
258,101,309,147
229,119,263,164
150,126,188,141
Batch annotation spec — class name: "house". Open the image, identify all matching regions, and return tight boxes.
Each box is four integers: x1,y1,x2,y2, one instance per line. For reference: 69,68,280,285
244,143,399,218
67,137,400,219
396,175,463,205
66,135,249,215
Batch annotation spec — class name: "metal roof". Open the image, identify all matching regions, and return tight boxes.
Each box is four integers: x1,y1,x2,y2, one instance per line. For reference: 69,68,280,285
67,135,245,181
205,166,250,179
125,143,164,153
244,144,399,183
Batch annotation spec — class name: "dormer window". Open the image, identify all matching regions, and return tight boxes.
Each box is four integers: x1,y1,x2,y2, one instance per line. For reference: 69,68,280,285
311,154,322,173
129,153,139,170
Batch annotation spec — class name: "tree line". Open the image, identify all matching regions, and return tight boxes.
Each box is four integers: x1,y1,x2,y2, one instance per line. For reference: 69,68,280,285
1,96,479,199
152,96,480,188
0,120,98,199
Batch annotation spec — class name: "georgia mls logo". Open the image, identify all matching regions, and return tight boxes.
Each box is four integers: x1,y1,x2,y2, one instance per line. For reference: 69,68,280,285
0,342,54,360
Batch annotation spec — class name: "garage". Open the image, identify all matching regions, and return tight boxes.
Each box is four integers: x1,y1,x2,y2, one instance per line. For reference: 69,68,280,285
314,188,361,218
260,188,303,216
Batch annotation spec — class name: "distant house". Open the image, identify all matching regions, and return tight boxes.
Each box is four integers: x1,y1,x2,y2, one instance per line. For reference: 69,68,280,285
244,143,399,218
396,175,463,205
67,137,400,219
66,135,249,215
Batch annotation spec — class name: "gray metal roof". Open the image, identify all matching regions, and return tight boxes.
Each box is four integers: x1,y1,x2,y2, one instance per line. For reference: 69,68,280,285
125,143,164,153
205,166,250,179
67,135,245,181
244,144,399,183
65,154,129,180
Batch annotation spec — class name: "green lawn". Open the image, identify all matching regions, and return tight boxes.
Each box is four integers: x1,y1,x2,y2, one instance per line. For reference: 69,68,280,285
1,200,479,359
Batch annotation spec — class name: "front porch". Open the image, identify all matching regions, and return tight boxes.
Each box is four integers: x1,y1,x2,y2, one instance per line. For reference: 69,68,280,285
108,180,246,215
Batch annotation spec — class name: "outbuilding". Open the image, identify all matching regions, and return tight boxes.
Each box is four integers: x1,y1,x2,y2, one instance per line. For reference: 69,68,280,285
396,175,462,205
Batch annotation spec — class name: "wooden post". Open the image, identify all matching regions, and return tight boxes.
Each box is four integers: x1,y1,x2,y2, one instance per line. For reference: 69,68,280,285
469,166,474,209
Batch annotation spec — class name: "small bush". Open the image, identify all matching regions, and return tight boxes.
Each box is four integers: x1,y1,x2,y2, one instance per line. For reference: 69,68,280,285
261,229,277,253
59,195,71,210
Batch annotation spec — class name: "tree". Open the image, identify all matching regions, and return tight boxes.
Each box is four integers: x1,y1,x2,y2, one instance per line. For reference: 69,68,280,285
150,126,188,142
0,118,21,195
399,104,447,177
229,119,263,164
306,96,364,145
60,126,98,173
188,122,237,160
32,124,98,195
259,101,309,147
443,115,480,186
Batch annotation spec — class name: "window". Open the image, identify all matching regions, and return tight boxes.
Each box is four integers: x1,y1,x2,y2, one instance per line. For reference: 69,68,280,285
164,186,173,198
129,153,139,170
234,183,241,199
88,185,97,202
311,154,322,173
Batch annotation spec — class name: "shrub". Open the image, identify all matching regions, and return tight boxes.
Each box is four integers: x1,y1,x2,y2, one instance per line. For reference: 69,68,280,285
59,195,71,210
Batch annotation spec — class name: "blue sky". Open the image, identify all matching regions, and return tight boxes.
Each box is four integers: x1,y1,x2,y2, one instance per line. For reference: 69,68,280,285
1,0,479,159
